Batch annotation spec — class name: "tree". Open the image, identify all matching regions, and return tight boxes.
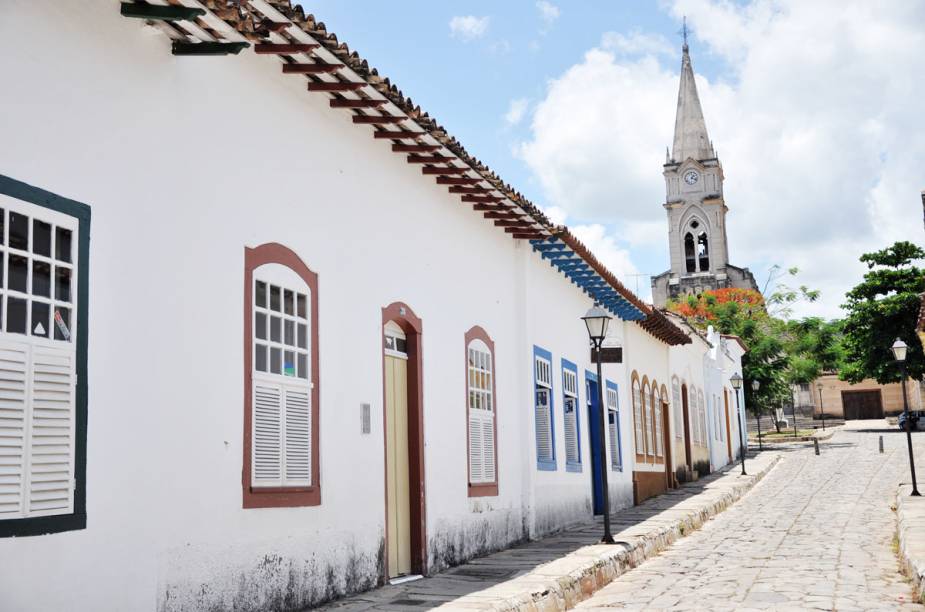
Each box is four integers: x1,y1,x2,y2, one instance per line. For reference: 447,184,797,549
840,241,925,384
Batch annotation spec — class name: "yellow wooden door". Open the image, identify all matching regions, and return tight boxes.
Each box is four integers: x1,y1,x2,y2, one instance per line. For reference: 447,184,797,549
385,355,411,577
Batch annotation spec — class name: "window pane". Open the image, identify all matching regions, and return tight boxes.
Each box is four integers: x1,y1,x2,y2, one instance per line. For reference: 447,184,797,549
7,297,26,334
297,323,307,349
9,213,28,251
8,255,27,293
270,347,281,374
255,312,267,340
255,343,267,372
33,220,51,257
55,227,72,262
297,294,306,318
283,290,294,315
269,285,281,312
297,353,308,379
270,316,281,343
283,350,295,377
31,301,49,337
32,261,51,298
255,281,267,308
53,307,71,341
0,208,4,245
284,320,294,346
54,266,71,302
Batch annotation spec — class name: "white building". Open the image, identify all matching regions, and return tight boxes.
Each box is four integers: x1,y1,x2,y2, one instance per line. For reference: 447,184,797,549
0,2,743,610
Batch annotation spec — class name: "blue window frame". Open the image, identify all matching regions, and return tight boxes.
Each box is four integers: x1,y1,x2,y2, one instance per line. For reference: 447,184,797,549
533,345,556,471
606,380,623,470
561,359,581,472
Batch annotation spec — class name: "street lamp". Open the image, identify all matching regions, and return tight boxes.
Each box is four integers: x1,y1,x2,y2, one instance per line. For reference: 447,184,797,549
731,373,746,475
582,305,616,543
752,379,762,451
816,382,825,431
891,338,920,497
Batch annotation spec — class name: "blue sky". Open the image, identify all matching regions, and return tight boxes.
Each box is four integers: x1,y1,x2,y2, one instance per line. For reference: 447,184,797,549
300,1,925,316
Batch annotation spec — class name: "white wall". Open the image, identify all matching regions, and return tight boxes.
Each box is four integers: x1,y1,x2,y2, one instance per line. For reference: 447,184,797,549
0,3,656,610
623,323,670,474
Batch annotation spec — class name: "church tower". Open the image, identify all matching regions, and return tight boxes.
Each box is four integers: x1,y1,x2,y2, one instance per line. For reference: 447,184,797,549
650,39,758,307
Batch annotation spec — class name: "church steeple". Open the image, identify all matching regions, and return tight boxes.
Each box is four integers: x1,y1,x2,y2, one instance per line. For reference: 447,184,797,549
670,43,714,162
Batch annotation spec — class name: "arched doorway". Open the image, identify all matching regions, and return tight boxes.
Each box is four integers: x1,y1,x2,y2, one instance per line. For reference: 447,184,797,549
381,302,425,581
681,384,692,469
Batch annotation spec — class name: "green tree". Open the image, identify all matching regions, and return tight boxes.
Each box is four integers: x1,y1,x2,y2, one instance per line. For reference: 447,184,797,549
840,241,925,384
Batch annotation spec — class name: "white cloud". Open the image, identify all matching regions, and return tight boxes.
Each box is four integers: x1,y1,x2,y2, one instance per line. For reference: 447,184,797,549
537,1,560,30
518,0,925,317
449,15,490,42
504,98,529,126
601,31,674,57
571,224,643,296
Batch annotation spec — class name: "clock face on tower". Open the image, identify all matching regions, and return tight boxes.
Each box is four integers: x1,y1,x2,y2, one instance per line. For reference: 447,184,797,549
683,170,700,185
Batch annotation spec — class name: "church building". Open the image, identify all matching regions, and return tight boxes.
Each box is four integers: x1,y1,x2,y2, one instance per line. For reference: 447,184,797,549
651,40,758,307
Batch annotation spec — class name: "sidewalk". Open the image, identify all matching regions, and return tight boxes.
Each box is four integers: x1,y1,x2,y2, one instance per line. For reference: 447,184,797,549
897,484,925,605
320,451,781,611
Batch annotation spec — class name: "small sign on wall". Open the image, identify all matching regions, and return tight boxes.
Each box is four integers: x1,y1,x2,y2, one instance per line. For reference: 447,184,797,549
590,347,623,363
361,403,371,434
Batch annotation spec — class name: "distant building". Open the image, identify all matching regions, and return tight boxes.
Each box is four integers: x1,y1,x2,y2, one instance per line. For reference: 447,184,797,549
651,42,758,307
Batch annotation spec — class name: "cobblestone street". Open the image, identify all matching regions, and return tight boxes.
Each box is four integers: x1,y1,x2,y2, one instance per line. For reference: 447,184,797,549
578,422,925,610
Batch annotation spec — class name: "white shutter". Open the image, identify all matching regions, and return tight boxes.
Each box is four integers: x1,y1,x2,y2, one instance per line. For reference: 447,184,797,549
283,388,311,486
253,384,282,485
0,344,28,517
564,398,578,464
481,415,495,482
468,415,483,483
28,346,74,515
534,389,552,461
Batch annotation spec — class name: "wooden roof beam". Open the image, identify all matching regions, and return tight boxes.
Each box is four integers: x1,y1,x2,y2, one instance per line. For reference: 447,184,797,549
353,115,407,124
255,43,319,54
308,81,366,92
495,220,533,228
472,204,510,212
435,177,482,185
373,129,422,139
283,62,342,74
172,41,249,56
483,212,523,219
406,154,455,164
448,186,491,194
512,232,546,239
392,144,440,153
422,166,468,175
461,195,503,203
120,3,205,21
330,99,387,109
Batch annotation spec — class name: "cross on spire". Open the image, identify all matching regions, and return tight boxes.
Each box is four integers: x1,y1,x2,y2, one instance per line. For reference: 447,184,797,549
680,16,690,52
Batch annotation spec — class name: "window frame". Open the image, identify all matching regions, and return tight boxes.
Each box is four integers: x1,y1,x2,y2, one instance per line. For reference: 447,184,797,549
243,243,320,509
652,382,663,461
533,345,556,471
605,380,622,471
561,358,581,473
632,372,645,461
465,326,498,497
0,175,90,538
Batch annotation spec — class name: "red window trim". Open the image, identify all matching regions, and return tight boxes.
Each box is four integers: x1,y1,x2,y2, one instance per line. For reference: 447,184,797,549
465,325,499,497
242,243,321,509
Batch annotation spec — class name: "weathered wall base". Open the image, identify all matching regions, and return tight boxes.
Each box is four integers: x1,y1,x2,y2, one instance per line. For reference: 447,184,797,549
427,507,525,575
633,470,669,505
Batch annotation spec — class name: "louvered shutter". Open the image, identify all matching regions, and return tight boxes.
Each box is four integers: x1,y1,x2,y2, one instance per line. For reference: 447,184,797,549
564,398,578,463
253,384,282,485
481,415,494,482
534,389,552,461
283,388,311,486
607,388,620,468
29,345,74,515
468,415,483,483
0,343,28,517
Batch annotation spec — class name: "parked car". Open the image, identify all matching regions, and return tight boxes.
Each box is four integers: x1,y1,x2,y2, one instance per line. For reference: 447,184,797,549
898,411,925,431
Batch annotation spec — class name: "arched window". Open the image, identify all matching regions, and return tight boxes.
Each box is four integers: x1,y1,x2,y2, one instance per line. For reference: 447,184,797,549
244,243,319,509
684,232,696,273
697,232,710,271
690,386,700,444
672,377,682,439
643,380,654,458
466,327,497,496
632,375,645,458
652,384,663,457
697,389,707,447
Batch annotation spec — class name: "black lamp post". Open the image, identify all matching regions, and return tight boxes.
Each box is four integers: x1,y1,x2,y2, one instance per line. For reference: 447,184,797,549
752,379,762,451
731,373,746,475
892,339,920,497
582,305,616,543
817,382,826,431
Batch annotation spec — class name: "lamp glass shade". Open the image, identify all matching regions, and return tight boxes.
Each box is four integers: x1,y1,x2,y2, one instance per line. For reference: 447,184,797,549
751,380,760,391
891,338,908,362
582,306,612,342
730,373,743,390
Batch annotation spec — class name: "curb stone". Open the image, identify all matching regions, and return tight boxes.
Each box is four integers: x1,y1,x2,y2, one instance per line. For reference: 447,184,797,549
897,484,925,605
439,453,782,611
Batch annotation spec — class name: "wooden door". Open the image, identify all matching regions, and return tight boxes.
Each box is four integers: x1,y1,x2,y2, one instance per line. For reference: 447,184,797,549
385,354,411,577
681,385,692,468
662,402,673,487
841,390,883,420
724,391,733,462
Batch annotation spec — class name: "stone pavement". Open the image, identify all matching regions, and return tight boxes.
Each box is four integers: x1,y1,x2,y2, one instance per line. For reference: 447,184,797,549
577,421,925,610
898,483,925,604
318,451,781,611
